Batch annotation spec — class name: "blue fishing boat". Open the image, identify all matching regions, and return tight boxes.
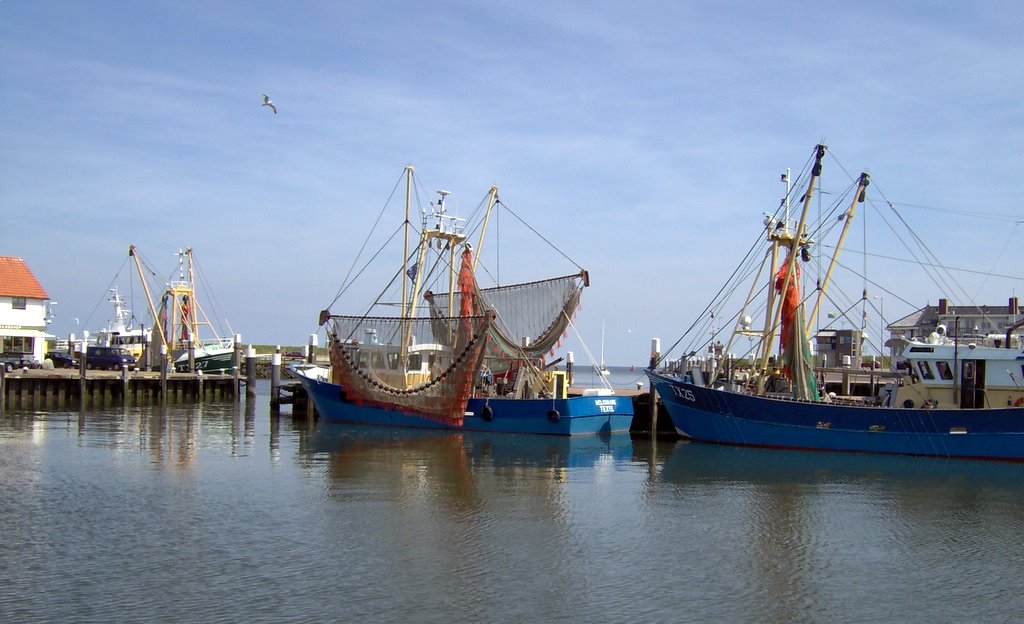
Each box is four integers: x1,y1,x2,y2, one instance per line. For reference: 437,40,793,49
295,166,633,436
649,144,1024,461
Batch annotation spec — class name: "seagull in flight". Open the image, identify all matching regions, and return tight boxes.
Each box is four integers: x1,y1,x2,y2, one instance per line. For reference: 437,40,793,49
261,94,277,114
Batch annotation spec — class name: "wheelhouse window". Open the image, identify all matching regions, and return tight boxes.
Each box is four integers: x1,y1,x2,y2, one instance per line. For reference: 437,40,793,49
12,297,26,310
917,361,935,380
935,361,954,380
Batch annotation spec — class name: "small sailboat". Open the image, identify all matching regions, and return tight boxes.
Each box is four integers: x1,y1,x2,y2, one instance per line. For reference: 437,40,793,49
598,318,610,376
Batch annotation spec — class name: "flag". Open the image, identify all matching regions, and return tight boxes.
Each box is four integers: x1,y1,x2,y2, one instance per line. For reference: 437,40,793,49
406,263,418,282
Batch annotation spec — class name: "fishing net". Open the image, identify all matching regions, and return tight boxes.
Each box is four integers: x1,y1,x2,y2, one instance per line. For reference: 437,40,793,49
326,313,493,422
426,271,585,360
775,256,820,401
324,246,494,423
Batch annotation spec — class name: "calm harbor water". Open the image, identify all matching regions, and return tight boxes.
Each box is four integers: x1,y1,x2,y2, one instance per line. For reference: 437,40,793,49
3,380,1024,623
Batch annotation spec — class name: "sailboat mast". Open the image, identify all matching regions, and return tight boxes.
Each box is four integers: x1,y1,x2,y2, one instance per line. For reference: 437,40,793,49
805,172,870,333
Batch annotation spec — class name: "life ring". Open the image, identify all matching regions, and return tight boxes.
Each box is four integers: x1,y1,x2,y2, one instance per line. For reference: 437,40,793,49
481,404,494,422
1014,397,1024,408
547,408,560,423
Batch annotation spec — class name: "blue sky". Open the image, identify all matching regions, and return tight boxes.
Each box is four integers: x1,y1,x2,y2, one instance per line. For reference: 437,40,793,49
2,0,1022,366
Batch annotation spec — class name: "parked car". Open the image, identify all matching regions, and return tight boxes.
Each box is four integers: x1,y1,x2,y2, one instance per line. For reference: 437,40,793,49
1,352,36,372
84,346,137,370
45,350,79,369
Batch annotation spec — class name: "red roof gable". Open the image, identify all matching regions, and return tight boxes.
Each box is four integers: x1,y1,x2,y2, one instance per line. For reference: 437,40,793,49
0,256,49,299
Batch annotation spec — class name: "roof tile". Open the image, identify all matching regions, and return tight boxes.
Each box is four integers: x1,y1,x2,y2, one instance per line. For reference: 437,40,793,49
0,256,50,299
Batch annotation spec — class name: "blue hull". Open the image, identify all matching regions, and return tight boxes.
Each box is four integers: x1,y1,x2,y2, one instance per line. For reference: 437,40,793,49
298,375,633,436
648,371,1024,461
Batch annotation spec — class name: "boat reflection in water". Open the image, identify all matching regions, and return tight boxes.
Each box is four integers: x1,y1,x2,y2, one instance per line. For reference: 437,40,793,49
308,423,633,469
305,422,634,494
660,438,1024,488
657,440,1024,623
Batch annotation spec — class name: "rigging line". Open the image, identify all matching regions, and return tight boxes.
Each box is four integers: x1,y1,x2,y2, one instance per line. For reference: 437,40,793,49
328,168,409,308
884,201,1023,223
189,251,229,338
871,184,966,296
493,199,582,271
562,311,613,390
815,243,1024,282
81,256,133,333
972,221,1023,300
327,221,407,311
826,257,925,310
862,185,967,303
656,227,769,365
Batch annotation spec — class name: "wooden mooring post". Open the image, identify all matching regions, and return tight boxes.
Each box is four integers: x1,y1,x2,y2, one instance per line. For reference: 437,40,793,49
233,334,242,401
270,346,282,413
649,338,660,435
245,345,257,399
160,344,168,402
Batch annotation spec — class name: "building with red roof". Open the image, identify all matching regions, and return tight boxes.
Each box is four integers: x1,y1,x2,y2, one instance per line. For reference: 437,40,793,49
0,256,52,365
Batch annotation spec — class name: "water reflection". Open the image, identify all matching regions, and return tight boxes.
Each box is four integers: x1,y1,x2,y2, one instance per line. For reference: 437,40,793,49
4,400,267,468
305,423,634,487
659,442,1024,622
660,440,1024,489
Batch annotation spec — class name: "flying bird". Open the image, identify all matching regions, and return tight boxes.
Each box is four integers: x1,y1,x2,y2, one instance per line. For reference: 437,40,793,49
261,94,277,114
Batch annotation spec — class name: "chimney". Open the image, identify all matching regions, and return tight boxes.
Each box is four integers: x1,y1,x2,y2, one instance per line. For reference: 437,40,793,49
1011,296,1020,315
938,298,948,315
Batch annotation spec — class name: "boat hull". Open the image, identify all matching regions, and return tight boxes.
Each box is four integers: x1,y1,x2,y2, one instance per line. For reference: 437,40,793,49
647,370,1024,461
173,349,235,374
298,374,633,436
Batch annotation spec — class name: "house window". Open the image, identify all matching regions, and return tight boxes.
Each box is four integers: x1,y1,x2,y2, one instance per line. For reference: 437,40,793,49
917,361,935,380
12,297,26,310
2,336,32,354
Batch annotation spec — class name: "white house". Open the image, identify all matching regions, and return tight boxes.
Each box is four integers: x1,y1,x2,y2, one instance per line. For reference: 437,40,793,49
0,256,51,363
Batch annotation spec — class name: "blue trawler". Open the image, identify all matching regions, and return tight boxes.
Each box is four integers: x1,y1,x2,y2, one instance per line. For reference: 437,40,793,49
300,373,633,436
649,144,1024,461
294,166,633,436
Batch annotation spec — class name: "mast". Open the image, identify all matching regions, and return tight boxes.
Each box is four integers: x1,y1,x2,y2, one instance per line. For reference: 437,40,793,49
805,172,870,332
474,185,499,272
401,165,414,322
129,245,170,368
405,187,467,349
186,247,198,347
757,144,826,391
